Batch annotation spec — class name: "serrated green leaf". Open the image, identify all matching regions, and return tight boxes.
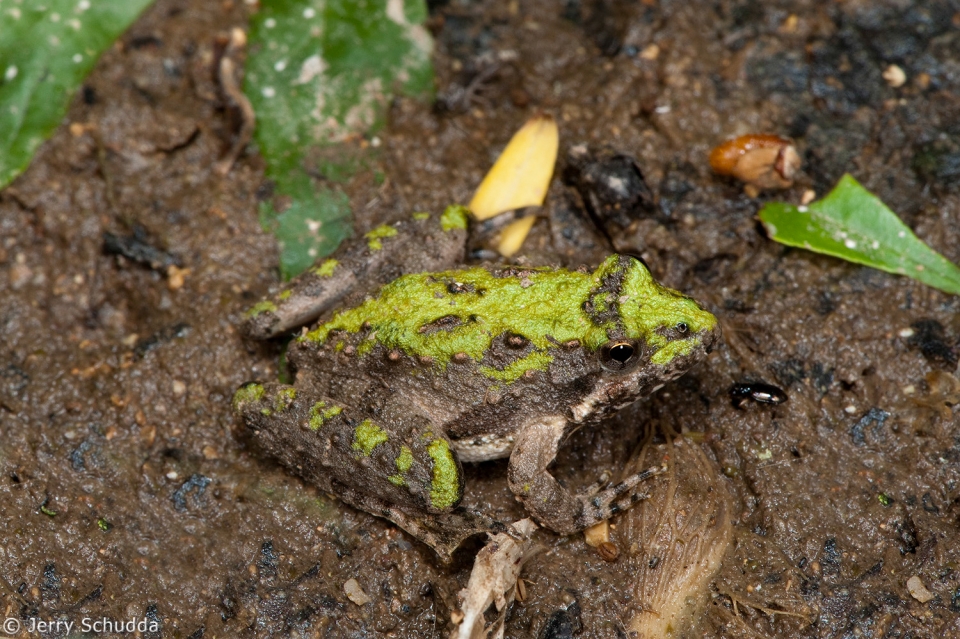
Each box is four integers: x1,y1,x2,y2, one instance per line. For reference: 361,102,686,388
759,174,960,295
245,0,434,278
0,0,154,189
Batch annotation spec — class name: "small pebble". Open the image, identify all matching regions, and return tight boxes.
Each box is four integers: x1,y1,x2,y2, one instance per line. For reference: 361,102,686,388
882,64,907,88
906,575,934,603
583,520,610,547
344,578,372,605
844,405,857,414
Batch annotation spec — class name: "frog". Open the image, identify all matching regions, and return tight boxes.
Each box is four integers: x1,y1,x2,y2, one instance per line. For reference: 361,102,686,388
233,205,720,559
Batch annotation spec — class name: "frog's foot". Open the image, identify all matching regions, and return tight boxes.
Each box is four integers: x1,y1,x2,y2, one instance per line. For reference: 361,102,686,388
333,480,502,562
573,464,665,525
507,416,665,535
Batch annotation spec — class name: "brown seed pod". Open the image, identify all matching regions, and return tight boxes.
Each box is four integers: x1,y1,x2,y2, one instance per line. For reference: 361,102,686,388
598,541,620,562
709,134,801,192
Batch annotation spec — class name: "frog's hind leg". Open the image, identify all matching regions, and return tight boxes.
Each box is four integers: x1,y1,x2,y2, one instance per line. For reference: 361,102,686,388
234,381,498,559
331,480,502,562
507,415,665,534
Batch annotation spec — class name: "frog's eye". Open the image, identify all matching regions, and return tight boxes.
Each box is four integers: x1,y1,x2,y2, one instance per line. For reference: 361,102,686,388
676,322,688,334
599,339,641,372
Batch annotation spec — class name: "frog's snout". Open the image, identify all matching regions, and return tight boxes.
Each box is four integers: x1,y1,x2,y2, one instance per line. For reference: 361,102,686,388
704,317,722,353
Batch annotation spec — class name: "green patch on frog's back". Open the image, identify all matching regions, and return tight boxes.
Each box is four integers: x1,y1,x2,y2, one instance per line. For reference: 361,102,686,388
313,259,338,277
309,401,343,430
233,383,265,411
440,204,469,231
427,439,460,509
365,224,398,251
244,300,277,319
302,255,717,381
388,445,415,487
353,419,389,456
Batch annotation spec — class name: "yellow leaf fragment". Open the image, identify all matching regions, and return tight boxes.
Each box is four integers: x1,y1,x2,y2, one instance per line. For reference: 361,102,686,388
469,114,559,221
497,215,537,257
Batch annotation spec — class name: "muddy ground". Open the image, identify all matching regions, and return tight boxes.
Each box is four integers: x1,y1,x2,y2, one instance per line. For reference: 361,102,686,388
2,0,960,637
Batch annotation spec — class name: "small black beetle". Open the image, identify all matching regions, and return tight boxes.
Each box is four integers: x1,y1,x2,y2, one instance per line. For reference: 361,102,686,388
730,382,788,409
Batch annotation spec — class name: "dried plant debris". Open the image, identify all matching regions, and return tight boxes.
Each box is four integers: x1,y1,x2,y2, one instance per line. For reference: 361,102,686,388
453,518,539,639
712,532,815,633
618,437,734,637
469,114,558,257
911,371,960,420
103,226,183,272
469,115,558,221
564,145,657,238
709,134,801,195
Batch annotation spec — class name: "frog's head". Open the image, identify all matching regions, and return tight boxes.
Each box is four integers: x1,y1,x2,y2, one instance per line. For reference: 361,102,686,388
574,255,720,420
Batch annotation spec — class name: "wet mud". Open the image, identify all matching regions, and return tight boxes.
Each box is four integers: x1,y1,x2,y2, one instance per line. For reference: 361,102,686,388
1,0,959,637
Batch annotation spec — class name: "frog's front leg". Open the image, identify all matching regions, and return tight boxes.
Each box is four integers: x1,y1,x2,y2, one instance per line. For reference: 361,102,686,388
240,207,468,340
507,416,663,534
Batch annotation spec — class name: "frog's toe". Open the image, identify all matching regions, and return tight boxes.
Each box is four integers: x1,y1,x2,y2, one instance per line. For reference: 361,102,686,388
575,464,666,528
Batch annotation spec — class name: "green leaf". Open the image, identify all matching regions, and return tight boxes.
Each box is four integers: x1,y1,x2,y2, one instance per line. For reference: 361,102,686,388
759,174,960,296
0,0,154,189
245,0,434,278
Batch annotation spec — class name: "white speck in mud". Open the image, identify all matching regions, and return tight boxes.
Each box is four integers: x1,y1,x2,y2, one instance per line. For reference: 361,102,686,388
844,405,857,414
262,86,276,98
274,59,287,72
303,7,316,18
4,66,17,81
898,328,915,338
654,105,671,114
844,239,856,249
264,17,276,28
72,53,83,63
295,54,327,84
